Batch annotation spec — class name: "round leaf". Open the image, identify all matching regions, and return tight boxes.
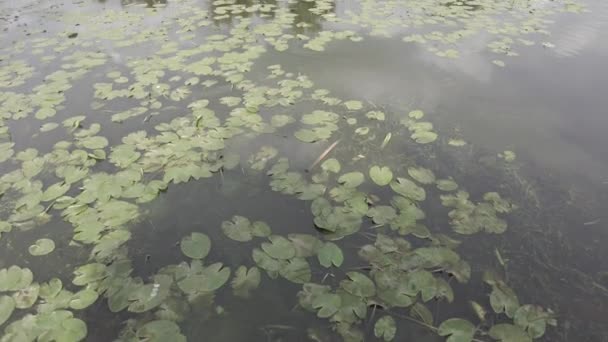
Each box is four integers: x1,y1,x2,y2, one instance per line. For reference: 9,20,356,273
0,296,15,326
28,238,55,256
180,232,211,259
317,242,344,268
369,166,393,186
438,318,475,342
374,315,397,341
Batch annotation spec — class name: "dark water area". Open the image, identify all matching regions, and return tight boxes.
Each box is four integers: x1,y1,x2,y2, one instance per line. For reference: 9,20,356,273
1,0,607,341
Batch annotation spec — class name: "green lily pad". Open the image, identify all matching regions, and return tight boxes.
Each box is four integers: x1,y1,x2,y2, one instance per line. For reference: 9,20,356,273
28,238,55,256
514,305,554,338
222,216,253,242
0,266,33,291
40,278,63,299
437,179,459,191
374,315,396,341
411,130,437,144
317,242,344,268
262,235,296,260
489,324,532,342
407,167,435,184
369,166,393,186
136,320,186,342
390,178,426,201
231,266,261,298
338,172,365,188
180,232,211,260
279,258,311,284
72,263,107,286
344,100,363,110
438,318,476,342
0,296,15,326
312,293,341,318
12,282,39,309
340,272,376,298
409,110,425,119
69,289,99,310
321,158,341,173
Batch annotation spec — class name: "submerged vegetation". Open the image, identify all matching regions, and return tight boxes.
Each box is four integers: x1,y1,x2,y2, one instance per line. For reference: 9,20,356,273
0,0,605,341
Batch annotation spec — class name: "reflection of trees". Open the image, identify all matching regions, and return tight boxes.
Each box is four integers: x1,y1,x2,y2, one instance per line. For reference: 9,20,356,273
119,0,167,7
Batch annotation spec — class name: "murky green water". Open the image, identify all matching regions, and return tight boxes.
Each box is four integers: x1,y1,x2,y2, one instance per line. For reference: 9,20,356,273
1,0,607,341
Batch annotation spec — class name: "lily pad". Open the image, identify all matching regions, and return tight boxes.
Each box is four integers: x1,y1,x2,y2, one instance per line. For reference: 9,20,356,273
312,293,341,318
514,305,554,338
137,320,186,342
317,242,344,268
12,283,39,309
0,266,33,291
340,272,376,298
437,179,459,191
28,238,56,256
369,166,393,186
69,289,99,310
374,315,397,341
489,324,532,342
279,258,311,284
390,178,426,201
338,172,365,188
180,232,211,260
321,158,341,173
407,167,435,184
438,318,476,342
262,235,296,260
0,296,15,326
222,216,253,242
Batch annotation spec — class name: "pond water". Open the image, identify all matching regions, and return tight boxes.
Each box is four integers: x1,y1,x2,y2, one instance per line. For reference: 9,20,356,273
0,0,607,341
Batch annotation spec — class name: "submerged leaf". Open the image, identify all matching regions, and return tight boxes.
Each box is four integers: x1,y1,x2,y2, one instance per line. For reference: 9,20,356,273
231,266,261,298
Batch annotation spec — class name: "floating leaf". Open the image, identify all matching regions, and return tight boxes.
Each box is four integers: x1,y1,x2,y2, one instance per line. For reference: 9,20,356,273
321,158,341,173
231,266,261,298
489,324,532,342
222,216,253,242
262,235,295,260
340,272,376,298
366,110,385,121
280,258,311,284
312,293,341,318
0,266,33,291
407,167,435,184
410,128,437,144
180,232,211,260
137,320,186,342
12,283,39,309
437,179,459,192
514,305,554,338
338,172,365,188
374,316,396,341
69,289,99,310
409,110,424,119
0,296,15,326
390,178,426,201
369,166,393,186
317,242,344,268
28,238,55,256
344,101,363,110
438,318,476,342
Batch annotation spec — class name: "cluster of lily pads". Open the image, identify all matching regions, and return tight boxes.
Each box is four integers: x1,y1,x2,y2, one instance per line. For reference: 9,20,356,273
0,0,583,340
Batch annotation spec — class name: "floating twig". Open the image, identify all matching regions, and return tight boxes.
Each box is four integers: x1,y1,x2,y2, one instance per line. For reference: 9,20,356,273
306,139,340,172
